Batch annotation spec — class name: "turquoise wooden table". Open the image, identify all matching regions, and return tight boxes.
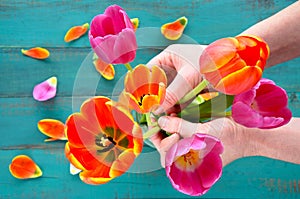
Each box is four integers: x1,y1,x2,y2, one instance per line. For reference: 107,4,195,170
1,0,300,198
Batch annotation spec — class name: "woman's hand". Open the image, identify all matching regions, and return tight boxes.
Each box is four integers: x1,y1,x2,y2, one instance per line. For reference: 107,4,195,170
151,116,248,167
147,44,207,114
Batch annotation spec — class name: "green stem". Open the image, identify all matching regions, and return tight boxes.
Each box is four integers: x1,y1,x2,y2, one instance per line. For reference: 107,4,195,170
145,112,152,126
124,63,133,71
178,79,209,104
143,125,161,139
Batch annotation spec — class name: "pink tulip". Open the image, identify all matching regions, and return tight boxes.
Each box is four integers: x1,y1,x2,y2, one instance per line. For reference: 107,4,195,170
165,133,223,196
232,78,292,129
89,5,137,64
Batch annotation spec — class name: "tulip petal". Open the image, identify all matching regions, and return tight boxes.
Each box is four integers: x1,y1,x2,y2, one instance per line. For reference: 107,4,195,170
37,119,66,142
93,54,115,80
104,5,131,33
79,166,112,185
255,83,288,112
200,38,238,73
215,66,262,95
9,155,42,179
70,163,81,175
198,152,223,188
21,47,50,60
90,28,137,64
110,149,136,177
161,16,188,40
64,23,89,42
125,64,151,96
33,76,57,101
130,18,139,32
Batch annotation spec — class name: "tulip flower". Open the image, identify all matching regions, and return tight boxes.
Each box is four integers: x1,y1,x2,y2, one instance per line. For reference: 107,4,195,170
200,35,270,95
89,5,137,64
9,155,43,179
119,64,167,113
33,76,57,101
21,47,50,59
65,96,143,185
37,119,66,142
165,133,223,196
64,23,89,42
161,16,188,40
232,78,292,129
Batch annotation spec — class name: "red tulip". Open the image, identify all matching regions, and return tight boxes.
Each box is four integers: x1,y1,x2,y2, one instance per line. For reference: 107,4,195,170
200,35,269,95
65,96,143,185
89,5,137,64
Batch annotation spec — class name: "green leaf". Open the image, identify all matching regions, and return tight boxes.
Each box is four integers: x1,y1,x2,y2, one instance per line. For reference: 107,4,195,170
179,94,234,122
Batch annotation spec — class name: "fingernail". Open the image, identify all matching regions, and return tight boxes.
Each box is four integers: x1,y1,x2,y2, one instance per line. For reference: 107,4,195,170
158,116,169,128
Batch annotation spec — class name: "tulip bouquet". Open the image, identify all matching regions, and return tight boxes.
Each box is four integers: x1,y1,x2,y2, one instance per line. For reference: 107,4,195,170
62,4,292,197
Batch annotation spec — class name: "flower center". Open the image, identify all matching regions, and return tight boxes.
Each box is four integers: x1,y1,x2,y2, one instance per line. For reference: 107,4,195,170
138,93,150,106
174,149,202,171
95,134,116,153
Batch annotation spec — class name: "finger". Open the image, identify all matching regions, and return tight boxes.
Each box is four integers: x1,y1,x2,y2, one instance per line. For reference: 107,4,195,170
158,133,180,168
149,131,163,149
158,116,198,138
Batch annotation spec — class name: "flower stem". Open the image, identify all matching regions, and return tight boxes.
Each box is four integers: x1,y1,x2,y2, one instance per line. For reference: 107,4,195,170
124,63,133,71
145,112,152,126
178,79,209,104
143,125,161,139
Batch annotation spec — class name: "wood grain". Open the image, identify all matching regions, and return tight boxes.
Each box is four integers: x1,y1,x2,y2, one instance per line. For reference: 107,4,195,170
0,0,299,198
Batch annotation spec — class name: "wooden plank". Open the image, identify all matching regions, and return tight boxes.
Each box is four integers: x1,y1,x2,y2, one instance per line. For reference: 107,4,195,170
0,47,161,97
1,149,300,198
1,47,300,97
0,0,296,47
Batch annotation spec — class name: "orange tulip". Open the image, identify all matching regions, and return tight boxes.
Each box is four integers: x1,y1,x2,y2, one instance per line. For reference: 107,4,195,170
200,35,270,95
120,64,167,113
9,155,42,179
93,54,115,80
64,23,89,42
65,96,143,185
130,18,139,32
161,16,188,40
37,119,66,142
21,47,50,59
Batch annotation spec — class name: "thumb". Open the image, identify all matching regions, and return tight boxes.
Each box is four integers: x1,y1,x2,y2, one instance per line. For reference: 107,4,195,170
158,116,198,138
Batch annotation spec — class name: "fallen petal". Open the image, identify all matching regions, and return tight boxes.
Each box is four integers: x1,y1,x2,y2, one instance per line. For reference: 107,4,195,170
161,16,188,40
130,18,139,32
37,119,66,142
33,76,57,101
9,155,42,179
93,54,115,80
21,47,50,59
64,23,89,42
